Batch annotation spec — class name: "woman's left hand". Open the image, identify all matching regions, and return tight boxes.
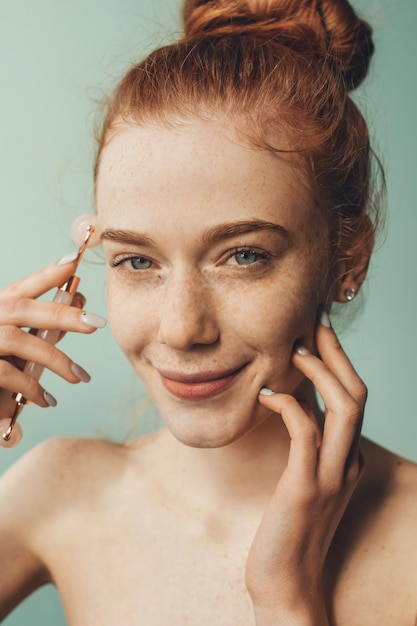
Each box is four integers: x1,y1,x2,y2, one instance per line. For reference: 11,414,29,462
246,313,367,625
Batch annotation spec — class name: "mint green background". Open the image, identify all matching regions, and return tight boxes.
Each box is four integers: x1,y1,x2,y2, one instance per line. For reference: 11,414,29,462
0,1,416,623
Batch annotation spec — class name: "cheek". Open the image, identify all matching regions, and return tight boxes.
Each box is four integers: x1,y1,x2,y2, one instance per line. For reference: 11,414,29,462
105,278,154,358
219,267,321,352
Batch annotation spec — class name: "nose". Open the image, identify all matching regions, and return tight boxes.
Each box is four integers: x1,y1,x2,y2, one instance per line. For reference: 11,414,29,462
157,271,219,350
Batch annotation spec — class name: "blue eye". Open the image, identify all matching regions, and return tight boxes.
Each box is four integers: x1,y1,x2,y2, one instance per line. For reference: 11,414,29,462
234,250,261,266
110,254,154,274
110,256,152,270
128,256,152,270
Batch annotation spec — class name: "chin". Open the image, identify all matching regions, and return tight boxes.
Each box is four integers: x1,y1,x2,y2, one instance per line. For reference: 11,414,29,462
166,423,246,449
155,394,272,449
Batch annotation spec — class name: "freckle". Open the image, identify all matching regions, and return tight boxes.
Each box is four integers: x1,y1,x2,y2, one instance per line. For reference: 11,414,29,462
396,459,403,466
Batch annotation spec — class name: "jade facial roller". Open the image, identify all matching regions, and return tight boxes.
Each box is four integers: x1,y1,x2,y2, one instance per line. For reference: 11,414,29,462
0,215,100,448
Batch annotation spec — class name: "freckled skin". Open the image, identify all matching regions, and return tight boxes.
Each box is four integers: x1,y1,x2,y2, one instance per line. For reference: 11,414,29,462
97,118,329,448
2,117,417,626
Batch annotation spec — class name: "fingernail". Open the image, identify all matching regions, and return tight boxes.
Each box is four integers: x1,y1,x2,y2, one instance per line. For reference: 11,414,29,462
43,390,58,407
295,345,311,356
70,362,91,383
320,310,332,328
58,251,79,266
80,311,107,328
259,387,275,396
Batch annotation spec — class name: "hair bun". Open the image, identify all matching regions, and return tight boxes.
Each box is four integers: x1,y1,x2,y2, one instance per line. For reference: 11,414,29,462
182,0,374,90
319,0,374,89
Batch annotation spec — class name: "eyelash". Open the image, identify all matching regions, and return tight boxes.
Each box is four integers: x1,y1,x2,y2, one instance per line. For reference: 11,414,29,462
111,247,272,273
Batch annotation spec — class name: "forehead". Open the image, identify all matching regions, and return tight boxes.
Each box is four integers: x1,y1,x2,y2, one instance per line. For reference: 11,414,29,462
96,118,316,233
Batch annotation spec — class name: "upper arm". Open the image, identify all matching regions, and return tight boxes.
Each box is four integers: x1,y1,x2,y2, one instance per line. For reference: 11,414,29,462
0,439,69,620
0,531,50,620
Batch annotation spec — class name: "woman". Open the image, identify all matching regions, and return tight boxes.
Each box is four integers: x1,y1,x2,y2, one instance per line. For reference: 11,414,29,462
0,0,416,624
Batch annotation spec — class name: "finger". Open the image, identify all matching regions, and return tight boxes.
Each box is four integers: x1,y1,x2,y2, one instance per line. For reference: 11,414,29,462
258,391,319,482
297,398,323,447
0,326,91,384
0,298,105,334
1,256,79,300
291,348,363,477
314,314,366,462
55,291,87,343
316,311,367,410
0,361,58,408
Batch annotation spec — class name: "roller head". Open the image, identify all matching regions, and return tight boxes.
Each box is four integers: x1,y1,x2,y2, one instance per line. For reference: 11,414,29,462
0,419,23,448
71,214,102,248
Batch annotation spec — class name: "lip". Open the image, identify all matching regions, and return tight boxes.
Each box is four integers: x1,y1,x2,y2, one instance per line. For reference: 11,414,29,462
158,364,248,399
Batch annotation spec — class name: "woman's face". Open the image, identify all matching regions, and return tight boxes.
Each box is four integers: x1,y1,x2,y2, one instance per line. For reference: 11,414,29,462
96,118,328,447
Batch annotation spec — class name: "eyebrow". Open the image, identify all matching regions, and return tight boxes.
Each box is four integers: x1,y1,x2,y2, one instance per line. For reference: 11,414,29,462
100,219,291,247
200,220,291,243
101,229,156,247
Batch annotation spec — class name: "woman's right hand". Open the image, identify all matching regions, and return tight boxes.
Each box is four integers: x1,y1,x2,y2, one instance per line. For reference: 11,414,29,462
0,256,106,425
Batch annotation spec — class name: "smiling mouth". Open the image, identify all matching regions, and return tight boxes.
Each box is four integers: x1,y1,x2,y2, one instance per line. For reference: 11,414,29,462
158,365,248,400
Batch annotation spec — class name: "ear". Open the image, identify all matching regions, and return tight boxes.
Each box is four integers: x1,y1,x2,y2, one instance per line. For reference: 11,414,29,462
333,216,374,303
333,254,370,302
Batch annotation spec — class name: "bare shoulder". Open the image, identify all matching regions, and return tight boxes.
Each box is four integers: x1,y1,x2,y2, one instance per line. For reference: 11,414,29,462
0,437,124,530
0,431,165,560
1,430,164,510
331,436,417,568
326,438,417,623
359,437,417,515
0,433,162,619
347,437,417,557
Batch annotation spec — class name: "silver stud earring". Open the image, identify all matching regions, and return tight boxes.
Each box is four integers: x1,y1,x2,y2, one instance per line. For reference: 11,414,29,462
344,288,356,302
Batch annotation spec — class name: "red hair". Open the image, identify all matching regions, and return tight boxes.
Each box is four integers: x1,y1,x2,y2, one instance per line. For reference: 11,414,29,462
95,0,384,292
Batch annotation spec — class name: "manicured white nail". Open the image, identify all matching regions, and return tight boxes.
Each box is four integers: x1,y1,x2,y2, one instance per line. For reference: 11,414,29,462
70,362,91,383
80,311,107,328
58,251,79,266
320,310,332,328
43,390,58,407
295,345,311,356
259,387,275,396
